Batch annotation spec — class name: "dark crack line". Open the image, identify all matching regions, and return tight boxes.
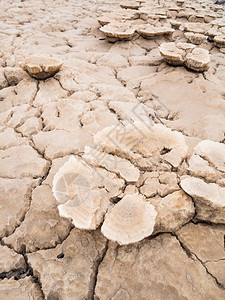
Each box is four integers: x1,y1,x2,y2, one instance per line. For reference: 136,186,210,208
173,233,225,290
87,239,108,300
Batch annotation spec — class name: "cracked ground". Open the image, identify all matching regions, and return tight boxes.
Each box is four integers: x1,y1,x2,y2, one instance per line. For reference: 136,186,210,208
0,0,225,299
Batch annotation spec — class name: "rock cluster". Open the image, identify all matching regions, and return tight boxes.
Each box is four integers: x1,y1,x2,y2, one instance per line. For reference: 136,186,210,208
53,122,196,245
159,42,210,71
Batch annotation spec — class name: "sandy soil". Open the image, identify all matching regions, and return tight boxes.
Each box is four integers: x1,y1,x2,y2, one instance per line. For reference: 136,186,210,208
0,0,225,299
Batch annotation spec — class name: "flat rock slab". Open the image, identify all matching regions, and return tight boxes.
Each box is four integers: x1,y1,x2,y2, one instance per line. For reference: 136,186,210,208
0,277,43,300
95,234,225,299
28,229,107,300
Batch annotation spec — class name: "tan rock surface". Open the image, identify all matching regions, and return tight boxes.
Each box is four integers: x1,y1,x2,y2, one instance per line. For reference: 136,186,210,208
181,177,225,223
0,0,225,298
0,145,50,178
28,229,107,300
0,277,43,300
3,185,72,252
95,234,225,299
177,222,225,287
0,178,37,238
0,245,26,275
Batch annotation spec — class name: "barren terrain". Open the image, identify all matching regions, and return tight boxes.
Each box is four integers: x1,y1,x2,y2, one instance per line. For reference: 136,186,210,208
0,0,225,299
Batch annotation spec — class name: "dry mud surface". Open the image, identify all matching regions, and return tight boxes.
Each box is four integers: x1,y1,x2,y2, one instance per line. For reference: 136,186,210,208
0,0,225,299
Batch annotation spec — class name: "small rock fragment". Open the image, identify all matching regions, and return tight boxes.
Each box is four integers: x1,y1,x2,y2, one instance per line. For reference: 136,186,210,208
181,177,225,223
101,193,157,245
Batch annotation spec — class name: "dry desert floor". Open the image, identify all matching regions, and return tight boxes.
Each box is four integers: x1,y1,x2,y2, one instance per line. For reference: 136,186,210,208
0,0,225,299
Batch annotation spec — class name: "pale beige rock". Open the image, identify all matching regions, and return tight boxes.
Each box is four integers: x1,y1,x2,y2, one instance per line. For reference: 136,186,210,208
33,77,68,107
7,104,39,128
185,48,210,72
41,99,90,132
140,177,159,197
159,42,185,65
32,129,92,159
0,145,49,178
139,25,174,39
0,245,26,274
181,177,225,223
101,193,157,245
108,101,154,125
53,156,110,230
0,127,27,149
0,78,37,109
187,140,225,182
120,1,140,10
92,83,137,102
184,22,211,34
3,185,72,252
18,56,63,79
94,122,188,168
95,234,225,299
150,190,195,233
214,34,225,48
17,117,42,136
0,178,37,238
159,42,210,72
0,277,43,300
43,156,71,188
28,229,107,300
98,10,139,26
177,223,225,262
0,69,8,89
205,260,225,287
100,23,136,42
84,146,140,182
4,67,29,86
187,154,217,181
184,32,208,45
194,140,225,173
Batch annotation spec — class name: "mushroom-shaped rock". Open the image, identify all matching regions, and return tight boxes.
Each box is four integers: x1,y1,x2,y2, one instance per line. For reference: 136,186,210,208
53,156,110,229
159,42,185,66
100,23,136,42
183,23,211,34
184,32,208,45
214,34,225,48
120,1,140,9
101,193,157,245
207,27,221,41
138,25,174,39
18,56,62,80
97,10,139,26
185,48,210,72
170,20,182,29
181,177,225,223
